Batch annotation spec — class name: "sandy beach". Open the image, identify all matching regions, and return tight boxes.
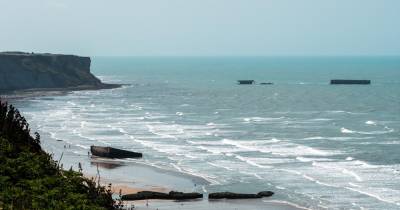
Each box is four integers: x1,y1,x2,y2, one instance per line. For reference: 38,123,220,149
96,176,305,210
30,129,303,210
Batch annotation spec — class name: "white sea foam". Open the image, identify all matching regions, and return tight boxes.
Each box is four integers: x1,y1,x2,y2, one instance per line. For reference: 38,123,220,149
207,162,233,171
276,185,286,190
344,186,399,205
327,110,365,115
341,127,394,135
302,136,372,141
307,118,332,121
342,168,363,182
296,157,313,162
129,104,143,110
217,138,337,157
67,101,76,106
80,121,86,128
312,161,363,182
187,140,226,146
341,127,356,133
242,116,285,123
234,155,272,169
146,124,178,140
221,139,259,152
365,120,377,125
75,144,90,149
270,144,334,157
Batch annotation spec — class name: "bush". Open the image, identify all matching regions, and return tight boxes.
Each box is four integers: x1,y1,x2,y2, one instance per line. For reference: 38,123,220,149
0,100,116,210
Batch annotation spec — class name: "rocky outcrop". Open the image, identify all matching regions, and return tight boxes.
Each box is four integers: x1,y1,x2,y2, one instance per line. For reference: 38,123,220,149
0,52,120,92
208,191,274,199
330,79,371,85
90,146,142,158
121,191,203,201
122,190,274,201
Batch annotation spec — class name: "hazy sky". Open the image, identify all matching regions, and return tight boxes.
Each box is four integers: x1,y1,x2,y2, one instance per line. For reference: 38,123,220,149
1,0,399,56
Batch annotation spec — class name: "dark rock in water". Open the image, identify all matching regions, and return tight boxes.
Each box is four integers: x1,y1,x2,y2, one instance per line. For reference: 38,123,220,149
90,146,142,158
209,192,261,199
0,52,120,92
330,79,371,85
257,191,274,197
168,191,203,200
209,191,274,199
122,191,203,201
122,191,169,200
237,80,255,85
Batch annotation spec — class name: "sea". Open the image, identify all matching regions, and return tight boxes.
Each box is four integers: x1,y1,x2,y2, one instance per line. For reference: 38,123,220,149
13,56,400,209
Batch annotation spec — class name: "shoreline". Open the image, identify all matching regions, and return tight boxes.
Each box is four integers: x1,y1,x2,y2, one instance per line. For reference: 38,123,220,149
38,132,304,210
84,158,304,210
9,90,306,210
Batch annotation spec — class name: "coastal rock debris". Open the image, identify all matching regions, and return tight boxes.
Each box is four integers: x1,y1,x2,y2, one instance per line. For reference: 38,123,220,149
121,191,203,201
208,191,274,199
122,190,274,201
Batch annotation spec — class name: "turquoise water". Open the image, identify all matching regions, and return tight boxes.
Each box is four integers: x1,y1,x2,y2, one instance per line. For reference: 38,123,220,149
16,57,400,209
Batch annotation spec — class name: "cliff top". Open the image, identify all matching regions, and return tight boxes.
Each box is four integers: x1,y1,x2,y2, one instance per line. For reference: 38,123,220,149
0,51,88,58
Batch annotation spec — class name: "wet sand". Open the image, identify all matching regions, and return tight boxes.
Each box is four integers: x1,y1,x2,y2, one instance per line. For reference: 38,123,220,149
125,199,305,210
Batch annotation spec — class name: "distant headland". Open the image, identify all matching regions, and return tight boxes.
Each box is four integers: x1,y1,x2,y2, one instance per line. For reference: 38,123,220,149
0,52,120,93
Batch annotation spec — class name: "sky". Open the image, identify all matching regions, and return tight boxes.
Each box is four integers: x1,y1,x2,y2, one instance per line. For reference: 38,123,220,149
0,0,399,56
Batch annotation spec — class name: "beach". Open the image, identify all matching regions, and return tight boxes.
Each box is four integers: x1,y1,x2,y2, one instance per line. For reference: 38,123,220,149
8,56,400,209
39,129,302,210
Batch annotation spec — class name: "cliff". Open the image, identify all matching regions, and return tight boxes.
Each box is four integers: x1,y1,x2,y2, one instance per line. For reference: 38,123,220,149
0,52,119,92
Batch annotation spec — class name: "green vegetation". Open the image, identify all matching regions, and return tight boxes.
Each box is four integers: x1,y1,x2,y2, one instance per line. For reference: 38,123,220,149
0,100,117,210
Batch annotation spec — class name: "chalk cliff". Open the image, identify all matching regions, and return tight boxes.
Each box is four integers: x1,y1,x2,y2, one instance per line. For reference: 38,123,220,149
0,52,119,92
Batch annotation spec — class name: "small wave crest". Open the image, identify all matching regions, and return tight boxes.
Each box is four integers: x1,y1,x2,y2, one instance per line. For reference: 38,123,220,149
365,120,377,125
341,127,394,135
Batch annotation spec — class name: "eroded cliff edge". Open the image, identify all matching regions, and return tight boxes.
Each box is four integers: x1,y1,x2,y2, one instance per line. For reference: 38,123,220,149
0,52,120,92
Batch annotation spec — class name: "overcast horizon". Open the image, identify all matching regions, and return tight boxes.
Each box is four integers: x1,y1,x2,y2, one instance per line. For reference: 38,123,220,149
1,0,400,56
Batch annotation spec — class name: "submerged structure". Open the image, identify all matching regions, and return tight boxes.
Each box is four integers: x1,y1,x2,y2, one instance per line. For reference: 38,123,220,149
330,79,371,85
237,80,255,85
90,146,142,158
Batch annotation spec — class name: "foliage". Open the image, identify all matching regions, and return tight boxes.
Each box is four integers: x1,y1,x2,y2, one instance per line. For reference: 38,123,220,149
0,100,116,210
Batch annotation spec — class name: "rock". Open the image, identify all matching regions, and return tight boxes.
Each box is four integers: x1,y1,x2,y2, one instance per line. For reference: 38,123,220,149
209,191,274,199
208,192,260,199
122,191,169,200
90,146,142,158
168,191,203,200
0,52,120,92
330,79,371,85
122,191,203,201
257,191,274,197
237,80,255,85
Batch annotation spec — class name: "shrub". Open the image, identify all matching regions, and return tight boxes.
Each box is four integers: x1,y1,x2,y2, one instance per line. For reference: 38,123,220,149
0,100,116,210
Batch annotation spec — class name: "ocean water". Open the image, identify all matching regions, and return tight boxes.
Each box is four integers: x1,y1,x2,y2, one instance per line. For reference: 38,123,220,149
15,56,400,209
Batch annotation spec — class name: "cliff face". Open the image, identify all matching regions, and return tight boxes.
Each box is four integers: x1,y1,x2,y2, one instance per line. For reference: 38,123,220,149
0,52,116,92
